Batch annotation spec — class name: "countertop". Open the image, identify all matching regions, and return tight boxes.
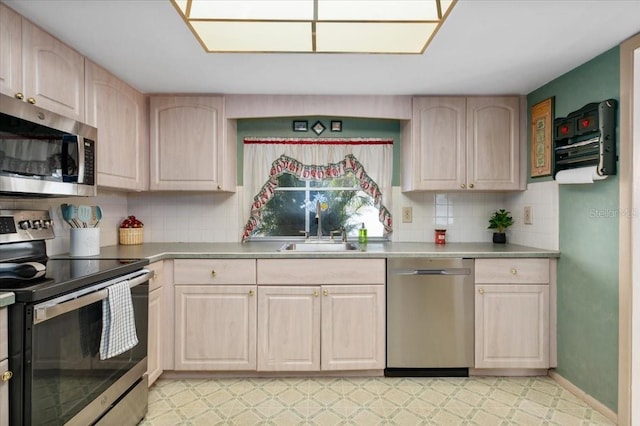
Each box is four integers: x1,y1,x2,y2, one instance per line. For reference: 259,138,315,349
58,242,560,263
0,292,15,308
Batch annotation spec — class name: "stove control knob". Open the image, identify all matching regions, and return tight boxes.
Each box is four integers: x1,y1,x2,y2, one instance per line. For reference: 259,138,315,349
18,220,31,230
32,220,42,230
42,219,52,229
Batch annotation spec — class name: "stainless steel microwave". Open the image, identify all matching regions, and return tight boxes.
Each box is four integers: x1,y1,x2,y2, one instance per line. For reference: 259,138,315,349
0,93,97,197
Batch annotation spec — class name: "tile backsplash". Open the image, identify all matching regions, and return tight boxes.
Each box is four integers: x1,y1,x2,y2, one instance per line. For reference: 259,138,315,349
0,182,559,252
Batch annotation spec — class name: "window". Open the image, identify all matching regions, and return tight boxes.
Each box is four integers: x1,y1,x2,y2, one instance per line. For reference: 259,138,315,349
241,139,393,242
250,172,383,238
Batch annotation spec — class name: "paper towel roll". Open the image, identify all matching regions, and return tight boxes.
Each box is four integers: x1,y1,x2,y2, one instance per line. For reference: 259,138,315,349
555,166,608,184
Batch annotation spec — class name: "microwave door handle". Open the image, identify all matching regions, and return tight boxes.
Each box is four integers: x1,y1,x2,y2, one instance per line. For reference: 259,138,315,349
77,136,85,184
33,270,152,324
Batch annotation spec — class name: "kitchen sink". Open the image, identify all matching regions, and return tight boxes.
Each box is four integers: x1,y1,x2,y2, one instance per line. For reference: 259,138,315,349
278,241,359,252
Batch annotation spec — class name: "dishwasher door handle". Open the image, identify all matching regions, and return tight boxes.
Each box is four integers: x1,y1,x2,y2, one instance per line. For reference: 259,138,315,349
394,268,471,276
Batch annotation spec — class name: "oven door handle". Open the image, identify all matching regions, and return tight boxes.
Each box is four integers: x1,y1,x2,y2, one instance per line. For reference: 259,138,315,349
33,269,153,324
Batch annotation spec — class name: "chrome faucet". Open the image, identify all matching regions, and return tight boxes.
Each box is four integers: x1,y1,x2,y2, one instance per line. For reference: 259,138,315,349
315,200,323,240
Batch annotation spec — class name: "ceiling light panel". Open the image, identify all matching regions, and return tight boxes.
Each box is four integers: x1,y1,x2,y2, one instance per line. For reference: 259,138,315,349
192,21,312,52
317,0,440,21
172,0,457,53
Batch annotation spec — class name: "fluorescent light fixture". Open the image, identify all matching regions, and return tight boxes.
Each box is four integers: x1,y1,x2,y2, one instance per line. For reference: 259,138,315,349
171,0,457,54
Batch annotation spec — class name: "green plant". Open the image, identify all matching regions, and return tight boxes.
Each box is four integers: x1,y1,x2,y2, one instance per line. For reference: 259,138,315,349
488,209,514,233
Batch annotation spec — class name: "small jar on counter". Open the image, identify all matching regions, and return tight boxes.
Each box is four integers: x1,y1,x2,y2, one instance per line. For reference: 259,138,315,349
435,229,447,244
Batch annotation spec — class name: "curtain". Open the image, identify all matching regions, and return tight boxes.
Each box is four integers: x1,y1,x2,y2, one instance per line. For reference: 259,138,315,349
242,137,393,241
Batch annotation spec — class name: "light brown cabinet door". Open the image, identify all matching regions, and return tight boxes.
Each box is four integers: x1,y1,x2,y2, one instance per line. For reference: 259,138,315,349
257,286,320,371
174,285,257,370
475,284,549,369
147,287,163,386
407,96,466,191
21,18,84,120
0,4,22,98
149,95,236,191
0,359,8,426
321,285,385,371
85,60,148,191
466,96,520,190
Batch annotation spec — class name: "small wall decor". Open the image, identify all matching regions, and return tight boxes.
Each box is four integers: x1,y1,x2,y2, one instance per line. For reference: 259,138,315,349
530,97,554,178
293,120,308,132
312,121,326,135
331,120,342,132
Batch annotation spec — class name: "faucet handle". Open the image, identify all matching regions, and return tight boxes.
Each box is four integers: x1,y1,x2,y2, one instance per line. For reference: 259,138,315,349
299,230,309,239
329,230,342,241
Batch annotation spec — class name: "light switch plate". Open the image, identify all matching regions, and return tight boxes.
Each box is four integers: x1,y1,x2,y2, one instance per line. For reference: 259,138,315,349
524,206,533,225
402,207,413,223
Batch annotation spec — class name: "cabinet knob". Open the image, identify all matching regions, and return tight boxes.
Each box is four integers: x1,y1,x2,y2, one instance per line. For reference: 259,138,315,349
27,97,36,105
1,370,13,382
313,291,319,297
460,183,466,189
511,268,517,275
469,183,475,189
478,288,484,294
211,270,217,277
323,289,328,296
15,92,24,100
217,185,222,190
249,289,254,296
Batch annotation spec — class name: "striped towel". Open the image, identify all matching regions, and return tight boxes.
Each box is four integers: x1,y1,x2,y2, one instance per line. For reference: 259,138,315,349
99,280,139,360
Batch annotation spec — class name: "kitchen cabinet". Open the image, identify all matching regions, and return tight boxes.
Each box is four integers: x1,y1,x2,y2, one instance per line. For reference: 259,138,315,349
147,261,164,386
403,96,522,191
256,259,385,372
1,308,9,426
173,259,257,370
85,60,148,191
0,4,85,120
149,96,237,192
474,258,550,369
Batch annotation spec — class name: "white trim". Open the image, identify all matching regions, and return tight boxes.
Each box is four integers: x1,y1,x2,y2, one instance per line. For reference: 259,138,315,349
550,370,618,424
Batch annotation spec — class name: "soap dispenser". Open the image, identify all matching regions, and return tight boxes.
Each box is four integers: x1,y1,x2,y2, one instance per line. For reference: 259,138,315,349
358,222,368,244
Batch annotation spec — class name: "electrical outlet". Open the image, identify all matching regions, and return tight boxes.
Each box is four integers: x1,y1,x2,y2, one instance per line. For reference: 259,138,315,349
402,207,413,223
524,206,533,225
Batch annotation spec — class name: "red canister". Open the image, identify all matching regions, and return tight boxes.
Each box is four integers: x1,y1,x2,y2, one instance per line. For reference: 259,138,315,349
435,229,447,244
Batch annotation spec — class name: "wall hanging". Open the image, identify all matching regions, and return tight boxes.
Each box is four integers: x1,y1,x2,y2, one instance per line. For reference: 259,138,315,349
553,99,617,184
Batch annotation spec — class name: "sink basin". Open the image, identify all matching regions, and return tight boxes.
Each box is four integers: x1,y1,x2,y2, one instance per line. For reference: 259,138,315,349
279,241,359,252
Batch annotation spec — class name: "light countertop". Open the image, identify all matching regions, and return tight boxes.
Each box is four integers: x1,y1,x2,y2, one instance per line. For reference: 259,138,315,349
0,292,15,308
54,242,560,263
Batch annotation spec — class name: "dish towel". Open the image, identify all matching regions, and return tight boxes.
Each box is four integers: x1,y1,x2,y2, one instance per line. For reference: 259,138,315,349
99,280,138,360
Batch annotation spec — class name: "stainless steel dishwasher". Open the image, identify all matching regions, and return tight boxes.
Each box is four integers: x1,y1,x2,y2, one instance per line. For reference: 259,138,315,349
386,258,474,376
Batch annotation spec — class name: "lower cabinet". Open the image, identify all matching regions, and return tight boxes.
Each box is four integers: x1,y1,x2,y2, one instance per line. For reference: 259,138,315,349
1,307,8,426
174,285,257,370
474,258,551,369
147,261,164,386
257,284,385,372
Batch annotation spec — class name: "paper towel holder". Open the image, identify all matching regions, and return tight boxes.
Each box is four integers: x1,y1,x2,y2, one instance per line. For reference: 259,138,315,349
553,99,617,180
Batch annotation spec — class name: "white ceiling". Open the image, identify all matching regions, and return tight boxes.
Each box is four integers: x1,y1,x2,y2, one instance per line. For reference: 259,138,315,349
4,0,640,96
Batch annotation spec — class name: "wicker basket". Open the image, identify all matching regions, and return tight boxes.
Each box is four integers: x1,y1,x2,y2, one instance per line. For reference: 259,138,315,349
119,227,143,245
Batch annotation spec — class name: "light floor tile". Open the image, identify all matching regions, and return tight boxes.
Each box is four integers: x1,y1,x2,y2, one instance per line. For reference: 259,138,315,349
139,376,614,425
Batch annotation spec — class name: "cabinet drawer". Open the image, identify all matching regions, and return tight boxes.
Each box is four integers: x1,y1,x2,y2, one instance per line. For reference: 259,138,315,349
475,258,550,284
147,261,164,292
257,259,385,285
0,308,6,360
174,259,256,284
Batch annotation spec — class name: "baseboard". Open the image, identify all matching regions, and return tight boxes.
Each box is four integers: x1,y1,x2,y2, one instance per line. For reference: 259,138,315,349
548,369,618,424
469,368,548,376
159,370,385,380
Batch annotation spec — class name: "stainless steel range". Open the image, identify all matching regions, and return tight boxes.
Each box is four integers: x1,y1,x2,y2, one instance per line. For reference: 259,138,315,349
0,209,151,425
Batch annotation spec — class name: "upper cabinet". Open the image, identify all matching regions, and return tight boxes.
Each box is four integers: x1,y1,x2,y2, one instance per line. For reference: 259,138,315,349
402,96,523,192
85,60,148,191
0,4,84,120
149,95,237,192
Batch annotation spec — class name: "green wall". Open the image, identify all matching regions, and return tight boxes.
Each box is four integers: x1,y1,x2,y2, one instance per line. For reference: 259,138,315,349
528,47,620,411
236,116,402,186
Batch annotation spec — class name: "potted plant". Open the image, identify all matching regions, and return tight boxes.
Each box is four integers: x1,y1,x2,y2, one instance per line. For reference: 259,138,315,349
488,209,514,243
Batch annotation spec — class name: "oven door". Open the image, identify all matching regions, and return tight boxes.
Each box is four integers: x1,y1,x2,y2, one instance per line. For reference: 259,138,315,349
23,270,150,426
